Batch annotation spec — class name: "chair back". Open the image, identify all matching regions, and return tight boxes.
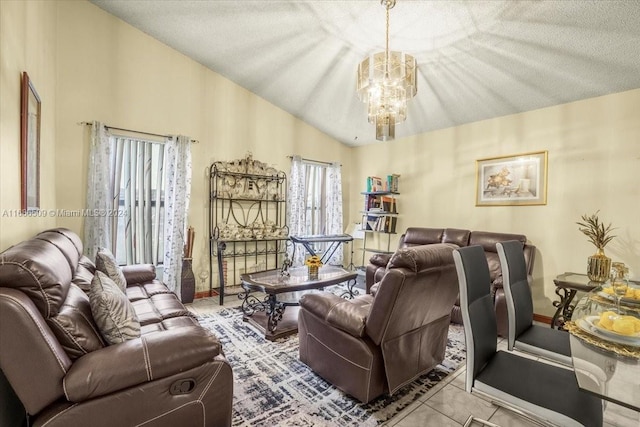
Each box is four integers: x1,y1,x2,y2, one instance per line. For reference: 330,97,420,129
497,241,534,350
453,245,497,393
365,243,460,393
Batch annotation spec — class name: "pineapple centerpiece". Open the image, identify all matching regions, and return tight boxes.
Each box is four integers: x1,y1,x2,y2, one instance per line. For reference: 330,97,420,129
576,211,616,282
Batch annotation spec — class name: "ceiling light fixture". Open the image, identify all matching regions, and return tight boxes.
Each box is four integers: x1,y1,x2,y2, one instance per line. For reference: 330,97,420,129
357,0,417,141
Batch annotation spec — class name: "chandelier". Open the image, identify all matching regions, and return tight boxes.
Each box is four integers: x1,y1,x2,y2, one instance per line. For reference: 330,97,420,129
357,0,417,141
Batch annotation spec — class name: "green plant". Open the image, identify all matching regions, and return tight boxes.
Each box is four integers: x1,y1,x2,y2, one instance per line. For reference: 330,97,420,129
576,211,616,249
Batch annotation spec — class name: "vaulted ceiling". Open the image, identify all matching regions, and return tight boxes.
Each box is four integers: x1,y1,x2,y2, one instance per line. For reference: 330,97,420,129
90,1,640,146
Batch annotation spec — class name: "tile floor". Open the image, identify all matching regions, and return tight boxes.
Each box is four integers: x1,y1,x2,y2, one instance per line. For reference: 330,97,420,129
186,297,639,427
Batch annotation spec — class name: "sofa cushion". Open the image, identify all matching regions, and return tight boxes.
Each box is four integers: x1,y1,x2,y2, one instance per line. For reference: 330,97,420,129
90,271,141,345
469,231,526,282
442,228,471,246
78,255,96,274
47,284,105,359
72,263,95,293
469,231,526,253
401,227,444,247
0,238,72,318
95,248,127,292
36,229,83,274
388,243,456,272
129,290,194,326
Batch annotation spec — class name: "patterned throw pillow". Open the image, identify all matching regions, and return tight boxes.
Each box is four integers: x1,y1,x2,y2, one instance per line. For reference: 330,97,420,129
95,247,127,293
90,271,141,345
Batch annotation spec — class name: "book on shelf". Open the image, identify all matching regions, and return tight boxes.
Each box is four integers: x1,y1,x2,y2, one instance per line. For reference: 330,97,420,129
366,176,384,192
384,216,397,233
364,194,382,211
386,174,400,193
362,215,397,233
361,214,378,231
381,196,397,213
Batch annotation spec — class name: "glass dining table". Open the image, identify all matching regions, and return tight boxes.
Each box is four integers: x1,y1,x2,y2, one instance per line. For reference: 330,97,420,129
566,285,640,412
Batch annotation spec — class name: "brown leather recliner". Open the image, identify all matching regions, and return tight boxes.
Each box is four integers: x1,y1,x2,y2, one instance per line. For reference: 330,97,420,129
298,243,460,403
365,227,535,337
0,229,233,427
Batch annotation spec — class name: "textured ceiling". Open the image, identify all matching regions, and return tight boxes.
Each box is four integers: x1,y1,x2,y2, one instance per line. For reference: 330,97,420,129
89,0,640,146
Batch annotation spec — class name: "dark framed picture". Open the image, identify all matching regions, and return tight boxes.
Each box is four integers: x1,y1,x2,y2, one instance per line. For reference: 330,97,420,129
21,71,41,211
475,151,548,206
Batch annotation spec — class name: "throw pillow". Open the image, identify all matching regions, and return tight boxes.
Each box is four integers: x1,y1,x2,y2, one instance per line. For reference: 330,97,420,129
90,271,141,345
95,247,127,293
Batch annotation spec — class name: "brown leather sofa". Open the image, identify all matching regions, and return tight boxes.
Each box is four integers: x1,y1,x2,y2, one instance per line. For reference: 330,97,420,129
366,227,535,337
299,244,460,403
0,228,233,427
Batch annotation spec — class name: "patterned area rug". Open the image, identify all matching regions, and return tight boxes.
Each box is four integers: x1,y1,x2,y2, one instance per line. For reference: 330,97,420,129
197,308,466,426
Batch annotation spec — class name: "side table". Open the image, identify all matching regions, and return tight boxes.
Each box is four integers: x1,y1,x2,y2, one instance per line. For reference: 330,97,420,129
552,273,598,329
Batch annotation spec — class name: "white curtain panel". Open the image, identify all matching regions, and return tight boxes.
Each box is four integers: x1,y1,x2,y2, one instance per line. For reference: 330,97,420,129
287,156,308,266
325,162,343,265
84,122,114,260
162,135,192,298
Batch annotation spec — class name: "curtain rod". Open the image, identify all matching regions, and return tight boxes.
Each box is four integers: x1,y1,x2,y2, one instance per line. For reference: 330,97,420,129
287,156,340,166
78,122,199,143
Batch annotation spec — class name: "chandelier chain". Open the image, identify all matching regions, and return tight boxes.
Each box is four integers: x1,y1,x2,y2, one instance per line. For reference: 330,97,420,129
385,4,390,75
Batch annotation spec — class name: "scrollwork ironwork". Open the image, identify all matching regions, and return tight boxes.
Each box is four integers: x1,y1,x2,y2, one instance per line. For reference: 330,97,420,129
552,287,577,330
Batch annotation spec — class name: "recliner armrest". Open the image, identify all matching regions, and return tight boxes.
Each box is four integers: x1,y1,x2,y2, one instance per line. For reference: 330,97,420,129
300,293,370,338
121,264,156,285
64,327,220,402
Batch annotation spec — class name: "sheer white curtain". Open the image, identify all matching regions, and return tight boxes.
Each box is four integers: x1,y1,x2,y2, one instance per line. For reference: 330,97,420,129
162,135,192,298
84,122,114,260
325,162,344,265
288,156,308,266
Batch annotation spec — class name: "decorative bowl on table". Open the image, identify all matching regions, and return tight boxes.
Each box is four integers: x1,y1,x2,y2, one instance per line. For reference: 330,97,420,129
572,282,640,348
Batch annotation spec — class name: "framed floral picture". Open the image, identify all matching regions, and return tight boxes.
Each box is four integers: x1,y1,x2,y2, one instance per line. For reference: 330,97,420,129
21,71,41,211
475,151,548,206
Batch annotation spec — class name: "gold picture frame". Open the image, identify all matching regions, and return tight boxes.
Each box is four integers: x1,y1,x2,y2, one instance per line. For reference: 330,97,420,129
21,71,41,211
475,151,548,206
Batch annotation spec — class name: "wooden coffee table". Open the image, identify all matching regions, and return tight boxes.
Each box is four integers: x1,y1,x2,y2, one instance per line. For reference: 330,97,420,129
239,265,358,340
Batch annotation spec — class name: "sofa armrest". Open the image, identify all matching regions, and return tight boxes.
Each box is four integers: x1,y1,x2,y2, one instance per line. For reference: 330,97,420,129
365,253,392,292
64,327,220,402
300,293,370,338
369,253,392,268
121,264,156,285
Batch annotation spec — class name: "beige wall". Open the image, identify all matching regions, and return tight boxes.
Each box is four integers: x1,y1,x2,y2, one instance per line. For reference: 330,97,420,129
0,0,58,244
350,89,640,316
54,1,351,291
2,1,638,315
1,1,351,291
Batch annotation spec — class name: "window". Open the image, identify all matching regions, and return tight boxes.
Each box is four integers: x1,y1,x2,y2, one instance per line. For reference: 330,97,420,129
288,157,343,266
111,136,166,266
304,163,327,236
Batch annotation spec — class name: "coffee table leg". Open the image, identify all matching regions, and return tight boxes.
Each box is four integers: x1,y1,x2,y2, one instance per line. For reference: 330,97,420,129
337,278,359,299
239,290,258,316
266,295,285,332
